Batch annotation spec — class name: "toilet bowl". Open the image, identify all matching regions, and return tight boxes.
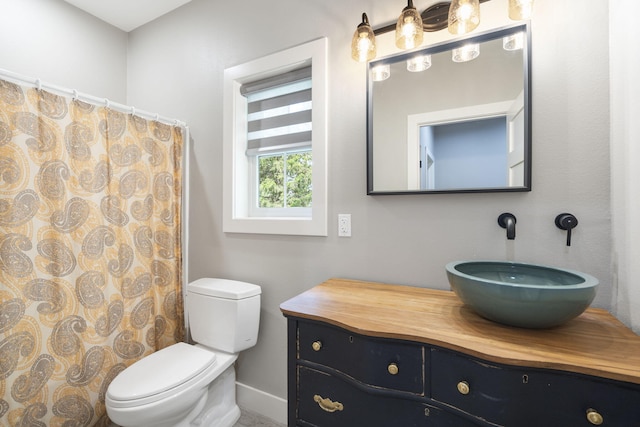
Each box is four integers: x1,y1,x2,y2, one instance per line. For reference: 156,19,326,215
105,278,261,427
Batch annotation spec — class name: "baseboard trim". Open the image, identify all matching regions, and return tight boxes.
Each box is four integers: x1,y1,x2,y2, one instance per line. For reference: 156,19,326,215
236,382,287,425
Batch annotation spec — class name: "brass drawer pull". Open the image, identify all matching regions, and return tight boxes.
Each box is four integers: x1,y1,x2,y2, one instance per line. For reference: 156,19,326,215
586,408,603,425
313,394,344,413
388,363,399,375
457,381,470,395
312,341,322,351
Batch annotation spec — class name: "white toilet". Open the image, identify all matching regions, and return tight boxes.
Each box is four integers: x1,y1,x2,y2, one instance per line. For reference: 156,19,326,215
106,278,261,427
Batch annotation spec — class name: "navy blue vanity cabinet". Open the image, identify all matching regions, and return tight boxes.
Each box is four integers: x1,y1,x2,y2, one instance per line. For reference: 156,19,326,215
281,279,640,427
431,347,640,426
289,319,482,427
297,320,424,394
297,365,475,427
431,347,534,425
536,370,640,426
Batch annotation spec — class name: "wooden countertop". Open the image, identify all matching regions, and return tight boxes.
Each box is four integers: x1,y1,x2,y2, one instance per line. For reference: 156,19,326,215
280,278,640,385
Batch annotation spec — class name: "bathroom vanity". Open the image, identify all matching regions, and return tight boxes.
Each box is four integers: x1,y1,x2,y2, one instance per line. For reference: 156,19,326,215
280,279,640,426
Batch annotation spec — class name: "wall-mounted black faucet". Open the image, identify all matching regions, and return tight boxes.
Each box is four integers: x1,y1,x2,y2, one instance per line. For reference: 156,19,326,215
555,213,578,246
498,213,517,240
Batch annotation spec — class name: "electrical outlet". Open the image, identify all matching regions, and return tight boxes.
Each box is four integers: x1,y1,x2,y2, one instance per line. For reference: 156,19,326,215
338,214,351,237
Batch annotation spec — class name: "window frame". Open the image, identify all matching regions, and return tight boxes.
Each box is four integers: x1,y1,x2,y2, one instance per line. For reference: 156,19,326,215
223,38,327,236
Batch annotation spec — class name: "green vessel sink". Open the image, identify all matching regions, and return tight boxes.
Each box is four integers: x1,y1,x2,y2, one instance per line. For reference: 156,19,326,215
445,261,599,329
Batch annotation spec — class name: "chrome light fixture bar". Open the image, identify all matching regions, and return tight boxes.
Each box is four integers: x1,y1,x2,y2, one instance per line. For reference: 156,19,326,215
352,0,533,63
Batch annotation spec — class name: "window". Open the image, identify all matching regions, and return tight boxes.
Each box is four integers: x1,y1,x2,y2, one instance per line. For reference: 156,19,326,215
253,151,312,212
223,38,327,236
244,68,313,217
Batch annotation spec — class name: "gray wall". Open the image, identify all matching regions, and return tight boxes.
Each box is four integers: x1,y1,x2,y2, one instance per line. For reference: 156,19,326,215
1,0,618,406
125,0,611,400
432,118,508,188
0,0,127,102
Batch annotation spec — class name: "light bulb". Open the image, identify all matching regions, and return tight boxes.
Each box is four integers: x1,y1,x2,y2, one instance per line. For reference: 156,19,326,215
351,13,376,62
452,43,480,62
456,4,474,21
407,55,432,72
396,1,424,50
356,34,373,62
503,32,524,51
509,0,534,20
448,0,480,35
371,64,391,82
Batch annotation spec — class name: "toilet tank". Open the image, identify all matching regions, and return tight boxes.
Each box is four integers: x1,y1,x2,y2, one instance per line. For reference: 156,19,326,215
187,278,261,353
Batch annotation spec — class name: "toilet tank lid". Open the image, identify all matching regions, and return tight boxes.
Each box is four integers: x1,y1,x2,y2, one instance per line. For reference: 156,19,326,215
188,278,261,299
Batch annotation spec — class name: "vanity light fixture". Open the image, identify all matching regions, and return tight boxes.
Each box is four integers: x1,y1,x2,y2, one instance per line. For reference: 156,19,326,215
351,13,376,63
509,0,534,20
351,0,533,62
395,0,424,50
407,54,432,72
452,43,480,62
448,0,480,35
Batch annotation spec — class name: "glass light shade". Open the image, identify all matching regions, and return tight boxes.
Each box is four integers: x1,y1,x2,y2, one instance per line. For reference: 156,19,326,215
503,32,524,51
371,64,391,82
452,43,480,62
448,0,480,35
395,1,424,50
407,55,432,72
351,13,376,62
509,0,534,20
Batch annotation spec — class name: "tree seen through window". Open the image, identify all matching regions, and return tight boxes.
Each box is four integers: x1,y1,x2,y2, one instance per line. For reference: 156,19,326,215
258,151,312,208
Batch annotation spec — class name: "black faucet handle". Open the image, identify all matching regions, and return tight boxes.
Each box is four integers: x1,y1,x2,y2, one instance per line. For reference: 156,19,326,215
498,213,517,240
555,213,578,246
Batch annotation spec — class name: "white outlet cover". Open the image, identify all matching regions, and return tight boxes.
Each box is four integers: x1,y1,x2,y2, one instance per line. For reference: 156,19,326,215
338,214,351,237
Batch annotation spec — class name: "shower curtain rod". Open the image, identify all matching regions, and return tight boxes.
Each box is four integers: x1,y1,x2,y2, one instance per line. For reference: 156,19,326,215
0,67,188,128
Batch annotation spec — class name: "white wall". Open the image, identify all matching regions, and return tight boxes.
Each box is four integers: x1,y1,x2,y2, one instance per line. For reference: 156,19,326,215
126,0,613,407
611,0,640,332
0,0,127,102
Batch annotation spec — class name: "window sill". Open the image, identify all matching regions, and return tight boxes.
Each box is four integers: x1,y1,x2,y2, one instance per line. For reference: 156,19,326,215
223,214,327,237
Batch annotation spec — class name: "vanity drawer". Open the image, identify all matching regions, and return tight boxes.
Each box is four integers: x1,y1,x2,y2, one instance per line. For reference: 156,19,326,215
431,348,640,426
298,366,477,427
431,348,529,425
530,370,640,426
298,320,424,394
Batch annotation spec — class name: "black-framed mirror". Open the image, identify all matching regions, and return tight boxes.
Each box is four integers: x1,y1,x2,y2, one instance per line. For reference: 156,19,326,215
367,23,531,194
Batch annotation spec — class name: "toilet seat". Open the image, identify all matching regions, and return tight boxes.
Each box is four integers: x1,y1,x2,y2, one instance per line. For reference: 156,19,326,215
106,343,217,408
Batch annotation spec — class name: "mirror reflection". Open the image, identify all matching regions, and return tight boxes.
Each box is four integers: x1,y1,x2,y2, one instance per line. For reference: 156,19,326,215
367,24,531,194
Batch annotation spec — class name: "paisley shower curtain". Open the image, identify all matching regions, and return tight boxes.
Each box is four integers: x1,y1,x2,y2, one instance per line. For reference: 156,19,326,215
0,78,185,426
